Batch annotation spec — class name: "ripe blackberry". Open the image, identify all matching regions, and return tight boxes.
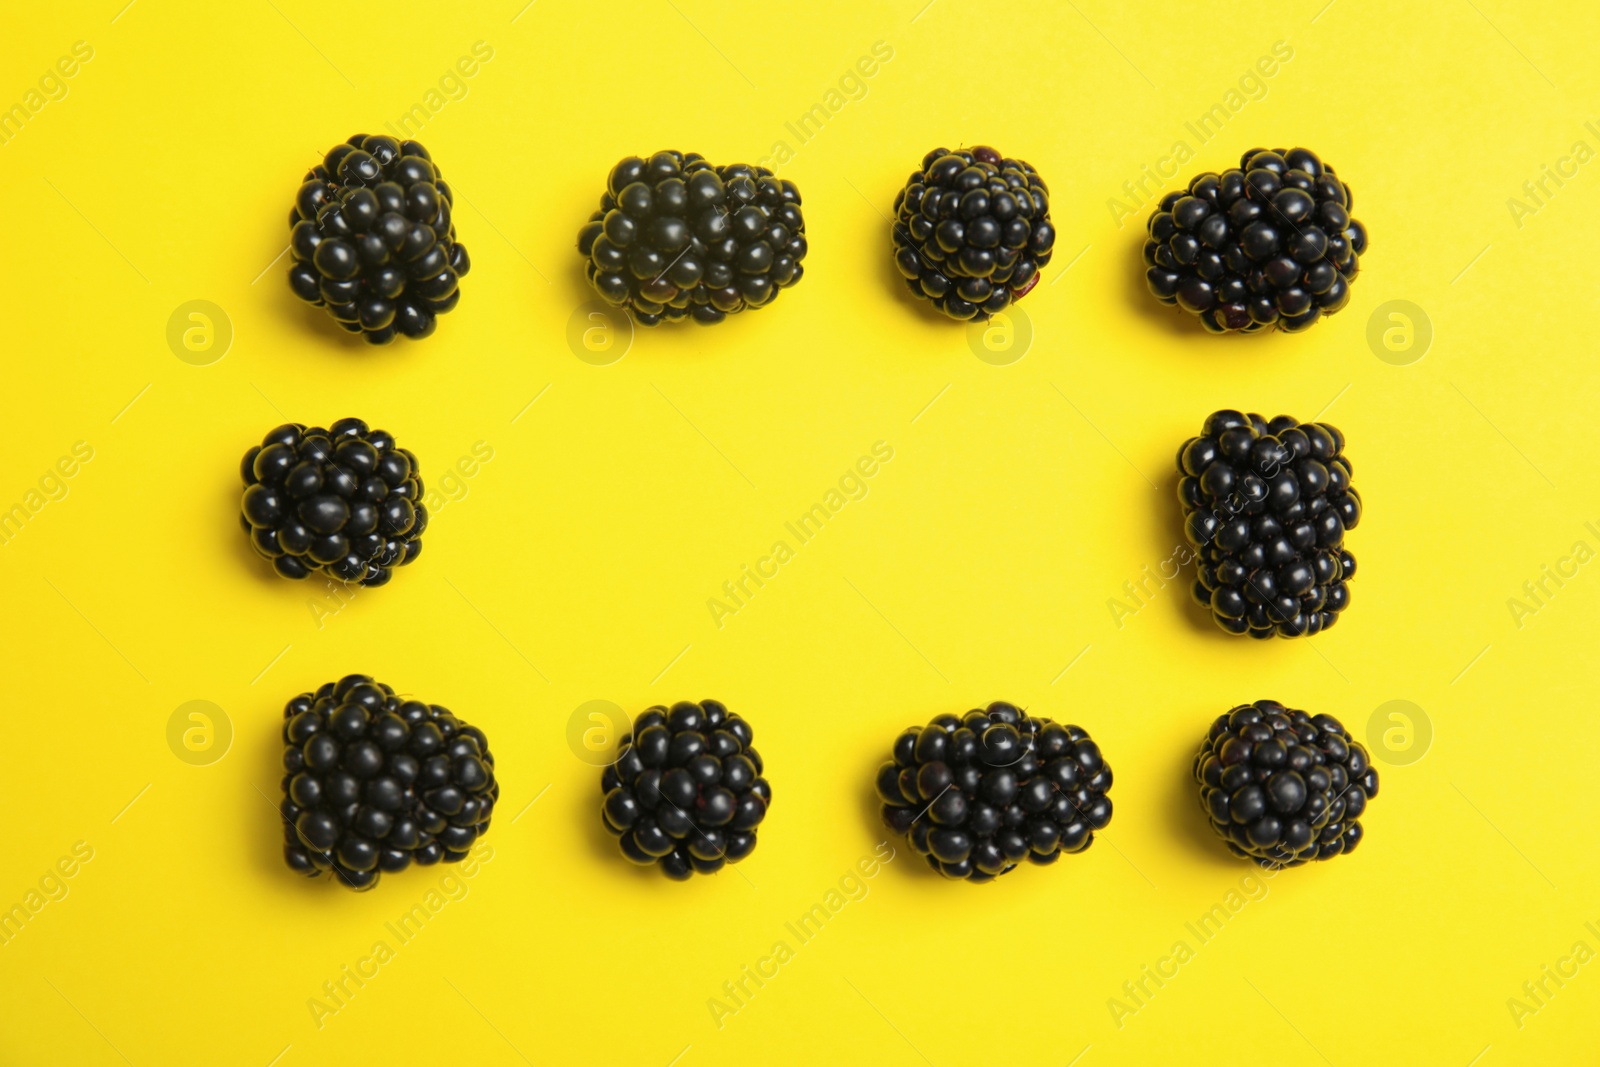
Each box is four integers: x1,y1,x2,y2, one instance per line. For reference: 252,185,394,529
1179,410,1361,638
600,700,770,880
240,419,427,587
280,674,498,891
1193,700,1377,868
287,134,470,344
892,146,1056,321
577,151,806,326
876,702,1111,883
1144,147,1366,333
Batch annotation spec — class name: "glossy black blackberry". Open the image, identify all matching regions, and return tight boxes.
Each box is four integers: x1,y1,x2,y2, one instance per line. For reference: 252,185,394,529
280,674,498,891
1144,147,1366,333
240,419,427,587
893,147,1056,321
876,702,1111,883
577,152,806,326
1194,701,1377,868
601,701,770,879
1179,410,1360,639
287,134,470,344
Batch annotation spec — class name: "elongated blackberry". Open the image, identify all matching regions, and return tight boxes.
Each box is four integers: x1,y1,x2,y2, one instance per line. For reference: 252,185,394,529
600,701,771,879
1144,147,1365,333
287,134,470,344
280,675,497,890
1179,410,1360,638
1194,701,1377,867
893,146,1056,320
240,419,426,587
577,152,806,326
876,702,1111,883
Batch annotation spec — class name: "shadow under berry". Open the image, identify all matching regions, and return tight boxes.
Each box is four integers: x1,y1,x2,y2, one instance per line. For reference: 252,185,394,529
1160,728,1245,870
877,221,951,326
255,753,341,895
577,764,666,883
856,751,943,882
282,291,371,351
227,473,292,590
1149,466,1238,642
1120,224,1218,339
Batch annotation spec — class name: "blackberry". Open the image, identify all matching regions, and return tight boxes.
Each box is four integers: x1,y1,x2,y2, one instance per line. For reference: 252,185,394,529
600,700,770,880
1193,700,1377,868
1143,147,1366,333
577,152,806,326
280,674,498,891
240,419,427,587
287,134,470,344
876,702,1111,883
1179,410,1360,639
892,146,1056,321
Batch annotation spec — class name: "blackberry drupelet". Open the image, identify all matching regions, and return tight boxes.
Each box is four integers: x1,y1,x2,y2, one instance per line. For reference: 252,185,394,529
240,419,427,587
892,146,1056,321
876,702,1111,883
280,674,498,891
577,151,807,326
287,134,470,344
1193,700,1377,868
600,700,771,880
1143,147,1366,333
1178,409,1361,639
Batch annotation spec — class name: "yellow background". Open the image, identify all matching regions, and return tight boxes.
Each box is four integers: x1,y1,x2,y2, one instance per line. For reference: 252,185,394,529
2,1,1598,1063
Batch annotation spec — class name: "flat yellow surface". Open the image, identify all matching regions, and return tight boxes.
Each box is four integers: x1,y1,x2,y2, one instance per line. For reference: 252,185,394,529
3,1,1598,1064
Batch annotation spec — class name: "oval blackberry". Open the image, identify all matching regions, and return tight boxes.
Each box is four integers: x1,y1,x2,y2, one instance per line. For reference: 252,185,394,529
240,419,427,587
280,674,498,890
876,702,1111,883
601,700,771,879
577,151,806,326
1144,147,1366,333
892,146,1056,321
287,134,470,344
1193,700,1377,868
1178,409,1361,638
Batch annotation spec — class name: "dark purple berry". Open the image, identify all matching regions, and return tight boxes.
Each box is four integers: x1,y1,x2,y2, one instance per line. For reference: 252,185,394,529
1193,701,1376,867
1143,147,1365,333
279,675,496,890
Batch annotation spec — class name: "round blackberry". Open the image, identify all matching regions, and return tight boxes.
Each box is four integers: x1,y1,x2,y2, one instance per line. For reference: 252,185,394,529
280,674,498,891
876,702,1111,883
287,134,470,344
892,146,1056,321
240,419,427,587
577,152,806,326
1194,700,1377,868
1143,147,1366,333
600,700,770,879
1179,409,1360,639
